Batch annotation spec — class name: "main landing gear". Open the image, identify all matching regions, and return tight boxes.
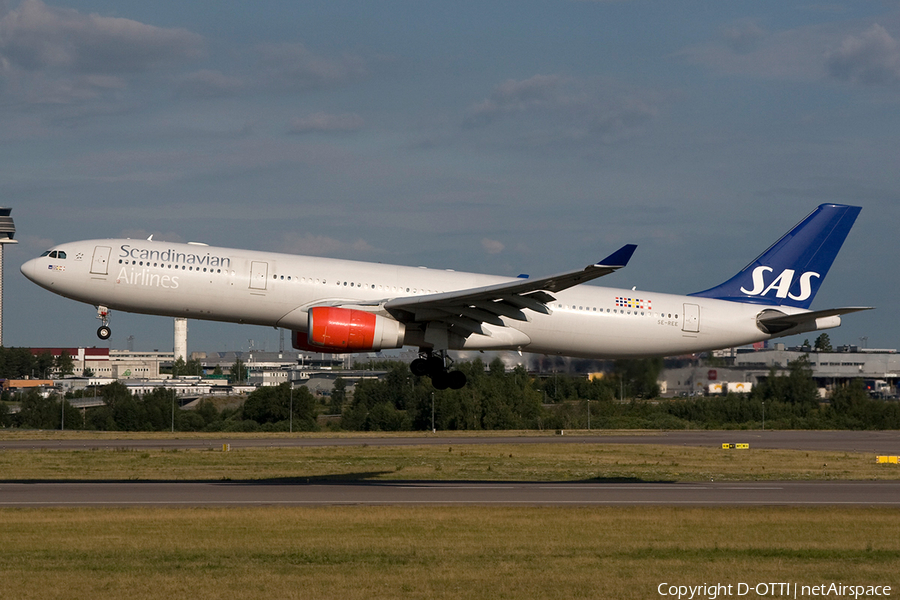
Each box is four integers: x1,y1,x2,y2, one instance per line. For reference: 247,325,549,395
410,349,467,390
96,305,111,340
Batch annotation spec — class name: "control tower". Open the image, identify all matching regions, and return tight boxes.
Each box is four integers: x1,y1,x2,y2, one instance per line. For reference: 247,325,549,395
0,208,17,346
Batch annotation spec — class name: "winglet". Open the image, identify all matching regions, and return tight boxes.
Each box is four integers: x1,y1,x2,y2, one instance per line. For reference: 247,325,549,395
595,244,637,269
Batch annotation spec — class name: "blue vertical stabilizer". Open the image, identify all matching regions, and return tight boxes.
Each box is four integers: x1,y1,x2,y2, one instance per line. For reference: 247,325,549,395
689,204,861,309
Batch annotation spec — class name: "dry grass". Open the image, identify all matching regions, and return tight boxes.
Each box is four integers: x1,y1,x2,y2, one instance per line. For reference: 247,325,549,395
3,435,897,599
1,506,897,600
0,442,896,482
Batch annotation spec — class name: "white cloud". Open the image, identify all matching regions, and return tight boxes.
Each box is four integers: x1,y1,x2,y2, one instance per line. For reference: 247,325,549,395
826,24,900,85
288,112,364,134
462,74,659,146
254,42,367,92
481,238,505,254
176,69,244,98
0,0,203,108
117,229,186,244
721,20,766,53
278,233,377,257
0,0,203,74
678,21,840,81
18,233,55,253
463,74,566,127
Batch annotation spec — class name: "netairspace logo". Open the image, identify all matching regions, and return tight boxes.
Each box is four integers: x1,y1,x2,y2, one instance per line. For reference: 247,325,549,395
657,582,892,599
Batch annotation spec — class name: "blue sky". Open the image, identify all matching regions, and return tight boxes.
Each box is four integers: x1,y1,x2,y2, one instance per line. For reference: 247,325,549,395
2,0,898,354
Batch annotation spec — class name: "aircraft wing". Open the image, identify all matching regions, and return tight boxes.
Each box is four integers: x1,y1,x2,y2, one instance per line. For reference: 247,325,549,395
756,306,873,335
380,244,637,336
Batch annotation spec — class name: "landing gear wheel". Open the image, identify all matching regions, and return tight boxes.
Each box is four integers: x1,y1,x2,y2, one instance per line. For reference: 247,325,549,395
431,371,450,390
96,306,111,341
426,355,445,375
411,349,469,390
447,370,467,390
410,358,429,377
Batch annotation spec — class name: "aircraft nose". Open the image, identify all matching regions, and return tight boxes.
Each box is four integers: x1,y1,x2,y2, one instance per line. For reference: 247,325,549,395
20,258,37,283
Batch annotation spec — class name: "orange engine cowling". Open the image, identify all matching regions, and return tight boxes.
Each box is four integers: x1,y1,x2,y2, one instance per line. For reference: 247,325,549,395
292,307,406,353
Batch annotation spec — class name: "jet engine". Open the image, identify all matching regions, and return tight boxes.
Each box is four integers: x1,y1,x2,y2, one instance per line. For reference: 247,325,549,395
292,307,406,353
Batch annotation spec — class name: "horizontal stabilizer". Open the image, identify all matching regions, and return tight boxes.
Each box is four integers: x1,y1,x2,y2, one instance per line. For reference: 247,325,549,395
756,307,873,335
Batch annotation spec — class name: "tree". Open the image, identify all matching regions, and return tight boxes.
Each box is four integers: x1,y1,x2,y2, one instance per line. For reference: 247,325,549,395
241,382,318,430
55,350,75,377
230,358,247,383
34,351,54,379
814,333,833,353
0,347,36,378
171,357,187,377
613,358,663,399
329,377,347,415
185,358,204,376
16,389,59,428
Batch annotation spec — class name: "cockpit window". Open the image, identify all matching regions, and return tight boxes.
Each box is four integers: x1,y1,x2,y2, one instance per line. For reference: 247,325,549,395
40,250,51,257
43,250,67,259
57,251,66,259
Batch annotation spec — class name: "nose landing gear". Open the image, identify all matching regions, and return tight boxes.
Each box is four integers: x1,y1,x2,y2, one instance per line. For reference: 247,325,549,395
96,306,111,340
410,349,467,390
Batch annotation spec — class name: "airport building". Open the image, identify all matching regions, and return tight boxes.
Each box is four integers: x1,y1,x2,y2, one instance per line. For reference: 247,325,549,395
28,348,173,379
662,345,898,398
16,343,900,402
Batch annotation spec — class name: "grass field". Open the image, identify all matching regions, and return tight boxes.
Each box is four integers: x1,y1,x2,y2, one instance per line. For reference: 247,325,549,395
0,439,896,482
2,432,898,599
1,506,897,600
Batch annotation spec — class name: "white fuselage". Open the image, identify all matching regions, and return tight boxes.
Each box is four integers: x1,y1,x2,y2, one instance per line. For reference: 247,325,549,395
21,239,816,357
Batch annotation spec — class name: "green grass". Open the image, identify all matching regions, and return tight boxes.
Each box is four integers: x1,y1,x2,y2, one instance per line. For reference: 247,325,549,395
1,506,897,600
0,441,896,482
3,432,898,599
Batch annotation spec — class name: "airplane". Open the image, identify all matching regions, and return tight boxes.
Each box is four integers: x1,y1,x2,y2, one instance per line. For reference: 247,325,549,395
21,203,869,390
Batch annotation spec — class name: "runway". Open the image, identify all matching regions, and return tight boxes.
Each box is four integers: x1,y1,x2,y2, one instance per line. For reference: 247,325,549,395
2,480,899,507
3,431,898,507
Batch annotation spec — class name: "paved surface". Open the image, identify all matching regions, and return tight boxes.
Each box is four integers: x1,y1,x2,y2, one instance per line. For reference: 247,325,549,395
2,480,899,507
1,430,899,452
3,431,898,507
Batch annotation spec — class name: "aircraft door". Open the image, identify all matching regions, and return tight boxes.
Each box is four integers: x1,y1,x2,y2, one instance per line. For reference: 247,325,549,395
250,261,268,290
682,303,700,333
90,246,111,275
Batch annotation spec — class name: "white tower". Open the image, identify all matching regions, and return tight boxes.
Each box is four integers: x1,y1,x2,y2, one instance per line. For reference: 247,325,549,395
0,208,17,347
174,317,188,362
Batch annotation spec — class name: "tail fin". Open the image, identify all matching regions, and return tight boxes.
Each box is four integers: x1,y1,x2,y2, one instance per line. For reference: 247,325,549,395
689,204,861,309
